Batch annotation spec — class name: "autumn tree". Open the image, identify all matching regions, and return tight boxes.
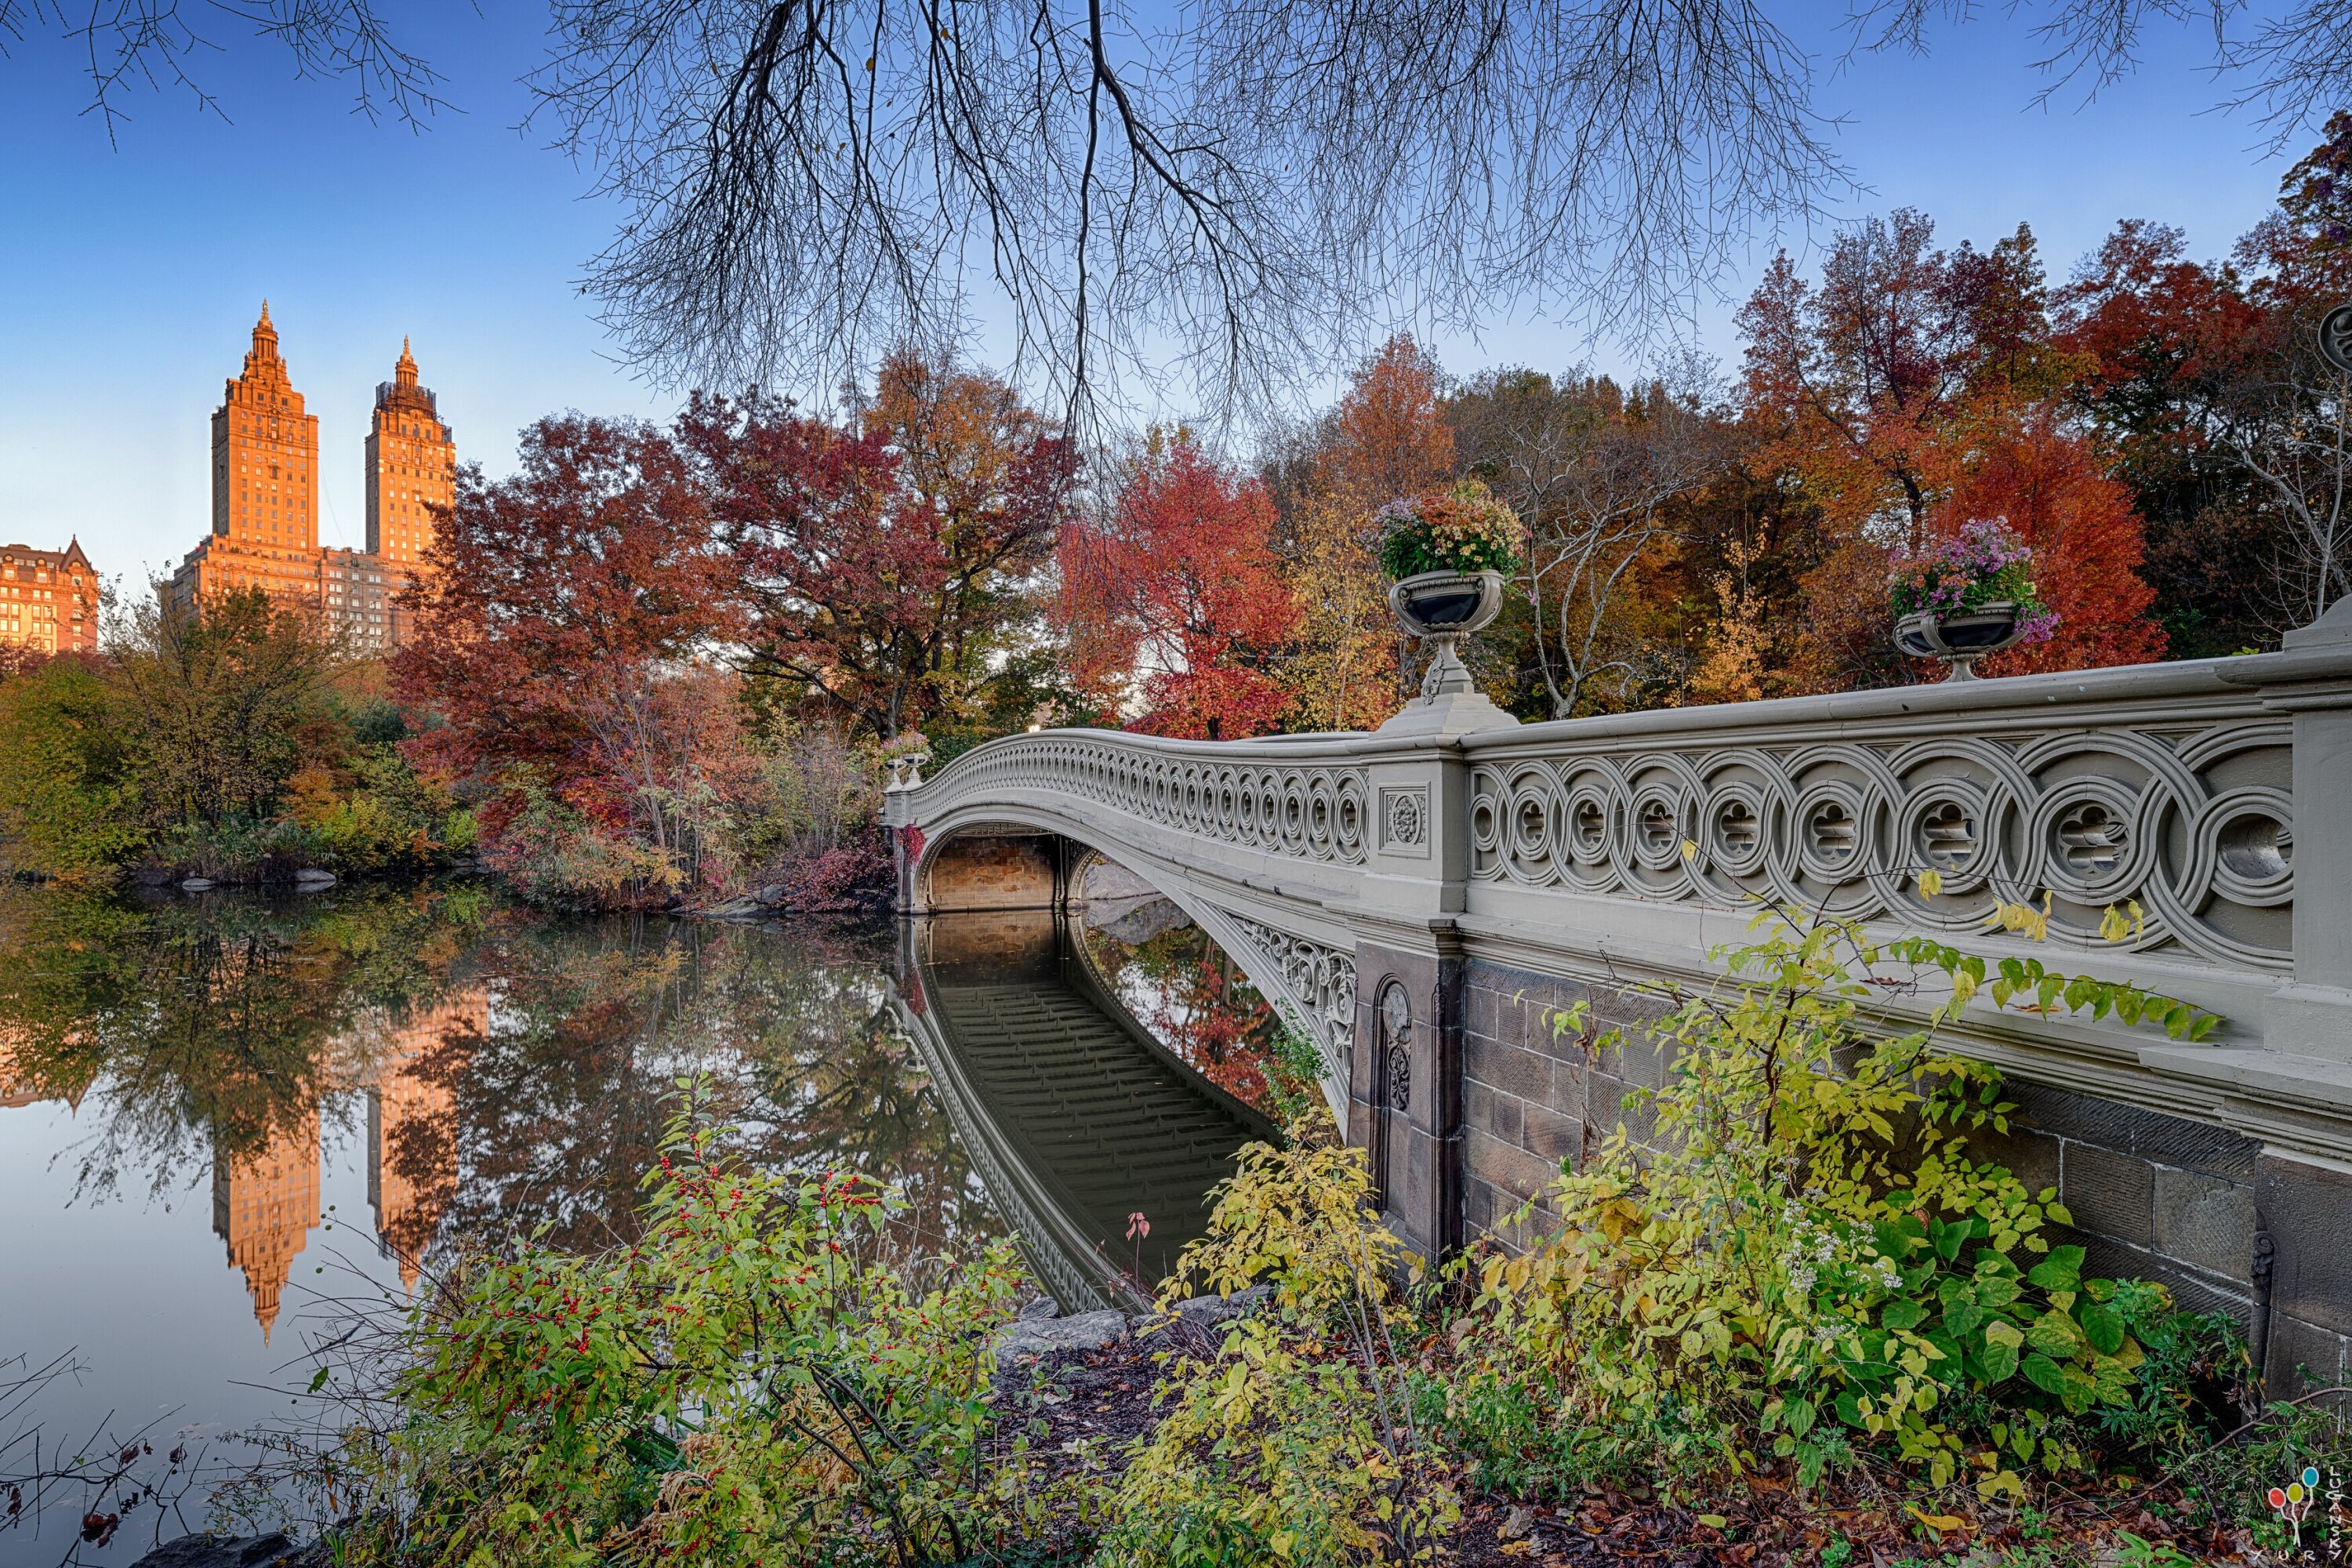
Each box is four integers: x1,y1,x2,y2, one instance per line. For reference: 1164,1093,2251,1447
681,353,1071,745
1058,432,1294,739
394,415,746,891
1933,407,2165,674
1740,211,2165,687
1266,336,1457,730
1450,369,1733,715
1740,213,2064,546
2053,220,2279,655
2058,117,2352,641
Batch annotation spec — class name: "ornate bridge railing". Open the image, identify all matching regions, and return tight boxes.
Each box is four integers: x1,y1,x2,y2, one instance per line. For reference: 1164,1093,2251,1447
888,728,1377,1101
904,730,1377,867
891,608,2352,1382
1460,659,2291,978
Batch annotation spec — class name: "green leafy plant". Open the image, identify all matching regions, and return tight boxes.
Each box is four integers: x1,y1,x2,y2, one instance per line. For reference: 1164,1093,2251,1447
356,1085,1026,1567
1373,481,1524,579
1443,906,2225,1502
1098,1112,1460,1566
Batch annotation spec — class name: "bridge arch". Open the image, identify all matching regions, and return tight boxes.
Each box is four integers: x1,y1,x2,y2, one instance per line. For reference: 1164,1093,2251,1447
909,800,1358,1119
883,618,2352,1377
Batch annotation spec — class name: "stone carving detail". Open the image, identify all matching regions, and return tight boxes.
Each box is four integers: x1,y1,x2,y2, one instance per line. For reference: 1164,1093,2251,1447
908,733,1370,866
1382,786,1428,849
1227,914,1358,1074
1466,717,2295,970
1379,984,1412,1114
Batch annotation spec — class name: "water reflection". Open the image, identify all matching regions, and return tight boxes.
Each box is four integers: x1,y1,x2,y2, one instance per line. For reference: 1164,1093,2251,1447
1,878,1275,1562
895,909,1275,1309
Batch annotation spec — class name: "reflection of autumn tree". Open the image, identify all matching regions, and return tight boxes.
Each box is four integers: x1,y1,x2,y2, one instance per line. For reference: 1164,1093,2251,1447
0,884,995,1274
0,883,488,1203
435,917,993,1264
1077,913,1281,1110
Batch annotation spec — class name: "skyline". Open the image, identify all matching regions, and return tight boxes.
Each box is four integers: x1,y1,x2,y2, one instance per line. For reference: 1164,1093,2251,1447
0,2,2321,590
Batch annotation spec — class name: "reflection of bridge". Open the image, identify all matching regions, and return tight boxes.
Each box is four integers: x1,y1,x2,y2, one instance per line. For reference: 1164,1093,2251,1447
887,600,2352,1388
889,911,1273,1311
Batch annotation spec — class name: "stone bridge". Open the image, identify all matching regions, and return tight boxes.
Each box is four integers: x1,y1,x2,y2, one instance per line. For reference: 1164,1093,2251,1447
885,599,2352,1388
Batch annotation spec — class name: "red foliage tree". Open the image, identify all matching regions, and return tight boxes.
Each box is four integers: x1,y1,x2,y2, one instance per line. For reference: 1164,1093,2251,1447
1740,211,2060,547
391,416,746,879
1058,433,1294,739
1931,408,2165,675
679,353,1070,741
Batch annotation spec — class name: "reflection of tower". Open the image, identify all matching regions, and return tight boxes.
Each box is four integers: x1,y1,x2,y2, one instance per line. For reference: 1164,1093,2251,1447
212,1112,321,1343
0,1026,94,1110
368,989,482,1290
0,1029,38,1108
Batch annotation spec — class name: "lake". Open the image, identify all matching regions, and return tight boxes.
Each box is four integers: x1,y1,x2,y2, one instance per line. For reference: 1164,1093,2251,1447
0,880,1279,1567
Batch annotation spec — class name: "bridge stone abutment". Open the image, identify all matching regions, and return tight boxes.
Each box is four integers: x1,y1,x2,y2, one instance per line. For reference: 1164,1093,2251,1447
887,600,2352,1392
917,829,1069,912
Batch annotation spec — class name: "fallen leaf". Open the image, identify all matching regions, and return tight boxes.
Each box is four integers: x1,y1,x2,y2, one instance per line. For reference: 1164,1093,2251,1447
1906,1504,1967,1534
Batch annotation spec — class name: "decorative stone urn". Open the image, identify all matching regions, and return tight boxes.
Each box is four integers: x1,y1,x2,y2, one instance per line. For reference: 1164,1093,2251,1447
884,750,932,789
1388,568,1506,699
1894,600,2025,682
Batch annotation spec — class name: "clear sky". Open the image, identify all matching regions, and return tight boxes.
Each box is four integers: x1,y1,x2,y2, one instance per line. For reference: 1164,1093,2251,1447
0,2,2311,588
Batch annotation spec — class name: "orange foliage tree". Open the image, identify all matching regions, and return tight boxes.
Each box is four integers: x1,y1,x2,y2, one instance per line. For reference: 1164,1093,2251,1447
1933,409,2165,676
680,352,1070,743
1058,433,1294,739
1739,211,2163,687
1274,335,1457,729
393,415,752,897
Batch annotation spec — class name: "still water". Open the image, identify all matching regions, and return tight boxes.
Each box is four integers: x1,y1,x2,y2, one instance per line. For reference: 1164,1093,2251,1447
0,880,1279,1566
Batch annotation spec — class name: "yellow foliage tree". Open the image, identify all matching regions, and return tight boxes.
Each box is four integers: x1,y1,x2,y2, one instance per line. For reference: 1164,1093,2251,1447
1274,335,1456,730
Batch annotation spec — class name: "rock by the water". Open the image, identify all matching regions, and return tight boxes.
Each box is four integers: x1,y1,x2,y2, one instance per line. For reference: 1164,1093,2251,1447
1083,894,1194,946
1076,860,1160,902
129,1534,298,1568
292,869,336,887
178,878,216,891
993,1307,1128,1367
699,895,768,920
1168,1285,1271,1327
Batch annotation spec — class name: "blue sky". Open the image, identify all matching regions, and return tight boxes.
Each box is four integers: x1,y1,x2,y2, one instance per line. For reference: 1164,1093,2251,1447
0,3,2311,586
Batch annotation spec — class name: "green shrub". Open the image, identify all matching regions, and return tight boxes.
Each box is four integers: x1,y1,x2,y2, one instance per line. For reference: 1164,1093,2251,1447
0,656,146,878
1443,906,2230,1502
143,812,316,881
296,744,467,872
1096,1114,1459,1566
356,1090,1026,1567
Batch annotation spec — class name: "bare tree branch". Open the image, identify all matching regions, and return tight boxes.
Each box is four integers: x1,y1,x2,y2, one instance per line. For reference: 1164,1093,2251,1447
0,0,447,143
1843,0,2352,149
532,0,1851,438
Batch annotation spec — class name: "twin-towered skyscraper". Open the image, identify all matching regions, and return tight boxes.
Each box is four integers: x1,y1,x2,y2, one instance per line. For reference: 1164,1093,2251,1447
165,304,457,652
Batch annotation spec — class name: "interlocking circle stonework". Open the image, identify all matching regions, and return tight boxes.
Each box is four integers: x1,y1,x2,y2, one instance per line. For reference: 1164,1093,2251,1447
1467,720,2294,970
906,733,1372,866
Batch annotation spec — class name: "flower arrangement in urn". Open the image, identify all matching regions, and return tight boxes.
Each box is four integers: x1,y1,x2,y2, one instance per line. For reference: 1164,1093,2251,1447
1888,517,2059,681
1376,480,1523,702
880,728,931,786
1374,479,1526,579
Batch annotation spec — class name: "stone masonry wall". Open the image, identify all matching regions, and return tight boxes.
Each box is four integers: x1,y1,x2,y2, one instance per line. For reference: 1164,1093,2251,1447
922,833,1060,912
1459,955,2352,1393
